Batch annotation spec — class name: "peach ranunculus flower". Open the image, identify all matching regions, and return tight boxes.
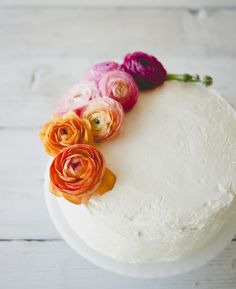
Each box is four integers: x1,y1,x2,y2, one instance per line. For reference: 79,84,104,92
40,111,93,156
76,96,124,143
49,144,116,204
54,80,100,115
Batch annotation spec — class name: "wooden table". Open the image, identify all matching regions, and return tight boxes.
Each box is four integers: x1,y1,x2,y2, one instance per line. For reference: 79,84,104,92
0,1,236,288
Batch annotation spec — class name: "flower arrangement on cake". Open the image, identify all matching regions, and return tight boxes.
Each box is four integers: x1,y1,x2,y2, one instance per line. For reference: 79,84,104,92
40,52,212,205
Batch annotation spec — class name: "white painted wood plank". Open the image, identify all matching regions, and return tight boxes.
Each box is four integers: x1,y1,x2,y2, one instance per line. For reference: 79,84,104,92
0,240,236,289
1,0,236,9
0,9,235,59
0,58,92,128
0,129,59,239
0,57,235,128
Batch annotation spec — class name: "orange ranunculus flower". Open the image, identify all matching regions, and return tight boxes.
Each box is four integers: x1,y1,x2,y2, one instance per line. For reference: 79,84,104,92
40,111,93,156
49,144,116,204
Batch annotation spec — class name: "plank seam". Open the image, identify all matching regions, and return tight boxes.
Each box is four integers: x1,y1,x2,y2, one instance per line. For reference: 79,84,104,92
0,126,40,130
0,238,235,241
0,238,62,242
0,5,236,11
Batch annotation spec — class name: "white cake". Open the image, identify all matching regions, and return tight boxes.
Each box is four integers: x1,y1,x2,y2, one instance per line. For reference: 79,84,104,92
58,81,236,263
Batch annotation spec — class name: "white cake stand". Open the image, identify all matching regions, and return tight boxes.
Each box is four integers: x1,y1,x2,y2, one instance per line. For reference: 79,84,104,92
44,168,236,278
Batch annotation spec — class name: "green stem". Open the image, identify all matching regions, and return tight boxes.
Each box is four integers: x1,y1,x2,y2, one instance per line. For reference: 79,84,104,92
166,73,213,86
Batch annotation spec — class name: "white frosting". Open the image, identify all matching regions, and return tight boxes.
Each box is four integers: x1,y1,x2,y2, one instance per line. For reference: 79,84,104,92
58,81,236,263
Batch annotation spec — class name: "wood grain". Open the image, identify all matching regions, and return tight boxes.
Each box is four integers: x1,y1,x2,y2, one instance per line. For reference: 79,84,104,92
1,240,236,289
0,9,236,60
0,128,59,239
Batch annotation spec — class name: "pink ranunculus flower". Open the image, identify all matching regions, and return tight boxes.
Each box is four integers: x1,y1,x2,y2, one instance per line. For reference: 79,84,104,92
99,70,139,112
77,96,124,143
85,61,120,83
54,80,100,115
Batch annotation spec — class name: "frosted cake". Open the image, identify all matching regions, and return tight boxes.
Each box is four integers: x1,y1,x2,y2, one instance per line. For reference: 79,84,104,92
40,52,236,264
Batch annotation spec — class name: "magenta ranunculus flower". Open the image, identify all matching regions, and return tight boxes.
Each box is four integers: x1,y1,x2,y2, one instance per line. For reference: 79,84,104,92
99,70,139,112
121,51,167,90
54,80,100,115
85,61,120,83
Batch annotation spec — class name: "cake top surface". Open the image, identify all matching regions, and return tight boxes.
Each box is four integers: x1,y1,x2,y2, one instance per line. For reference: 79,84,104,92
59,81,236,263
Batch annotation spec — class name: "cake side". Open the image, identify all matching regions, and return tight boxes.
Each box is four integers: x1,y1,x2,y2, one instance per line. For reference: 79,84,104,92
58,81,236,263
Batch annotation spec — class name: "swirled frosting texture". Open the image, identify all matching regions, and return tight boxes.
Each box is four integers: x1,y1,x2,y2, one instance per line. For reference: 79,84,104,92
58,81,236,263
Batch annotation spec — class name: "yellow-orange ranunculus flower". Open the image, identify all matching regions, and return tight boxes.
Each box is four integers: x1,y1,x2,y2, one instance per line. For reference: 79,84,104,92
49,144,116,204
78,96,124,143
40,111,93,156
